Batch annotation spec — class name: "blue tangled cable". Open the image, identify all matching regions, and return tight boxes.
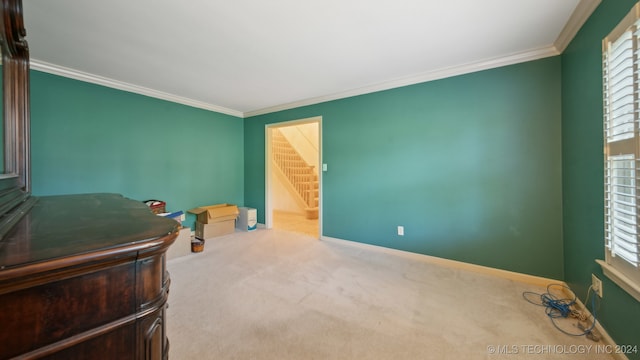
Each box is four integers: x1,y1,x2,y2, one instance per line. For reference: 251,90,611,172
522,283,597,337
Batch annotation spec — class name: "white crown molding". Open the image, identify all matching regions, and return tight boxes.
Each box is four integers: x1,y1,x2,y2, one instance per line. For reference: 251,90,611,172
244,46,559,118
31,32,578,120
26,2,598,120
29,59,244,118
554,0,601,53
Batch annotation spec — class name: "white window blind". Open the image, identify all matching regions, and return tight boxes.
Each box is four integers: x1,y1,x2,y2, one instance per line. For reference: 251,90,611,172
603,4,640,290
605,155,638,265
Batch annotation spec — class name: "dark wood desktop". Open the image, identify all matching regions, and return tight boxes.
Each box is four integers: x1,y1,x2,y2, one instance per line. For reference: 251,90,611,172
0,194,178,359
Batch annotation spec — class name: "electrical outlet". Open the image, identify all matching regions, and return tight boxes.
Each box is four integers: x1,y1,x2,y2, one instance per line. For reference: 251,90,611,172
397,226,404,236
592,274,603,298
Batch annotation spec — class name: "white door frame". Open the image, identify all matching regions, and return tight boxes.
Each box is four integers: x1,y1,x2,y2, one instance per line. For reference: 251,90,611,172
265,116,322,238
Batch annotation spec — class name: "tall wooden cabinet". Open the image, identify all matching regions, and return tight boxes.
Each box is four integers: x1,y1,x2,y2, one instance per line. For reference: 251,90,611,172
0,2,178,358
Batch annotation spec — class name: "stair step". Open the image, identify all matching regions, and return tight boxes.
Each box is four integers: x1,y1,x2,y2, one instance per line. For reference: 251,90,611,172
304,208,318,220
300,182,319,189
281,163,311,168
273,129,320,212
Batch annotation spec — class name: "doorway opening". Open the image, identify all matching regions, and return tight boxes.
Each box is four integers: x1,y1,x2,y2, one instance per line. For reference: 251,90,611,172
266,117,321,238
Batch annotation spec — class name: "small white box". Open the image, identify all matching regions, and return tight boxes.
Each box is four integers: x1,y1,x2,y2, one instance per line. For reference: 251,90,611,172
167,227,192,260
236,207,257,232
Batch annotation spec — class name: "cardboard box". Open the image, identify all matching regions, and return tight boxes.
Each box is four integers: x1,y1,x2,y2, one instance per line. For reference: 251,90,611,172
236,207,257,232
166,227,192,260
195,220,235,239
188,204,239,224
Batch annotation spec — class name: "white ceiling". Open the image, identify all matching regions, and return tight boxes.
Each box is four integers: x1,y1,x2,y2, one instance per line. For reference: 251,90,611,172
23,0,599,118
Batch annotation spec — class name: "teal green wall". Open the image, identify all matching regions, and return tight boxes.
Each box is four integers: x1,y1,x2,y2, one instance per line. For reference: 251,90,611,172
30,70,244,227
25,4,640,348
562,0,640,355
245,57,563,279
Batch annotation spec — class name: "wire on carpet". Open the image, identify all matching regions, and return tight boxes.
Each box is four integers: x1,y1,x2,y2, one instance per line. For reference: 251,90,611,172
522,283,598,339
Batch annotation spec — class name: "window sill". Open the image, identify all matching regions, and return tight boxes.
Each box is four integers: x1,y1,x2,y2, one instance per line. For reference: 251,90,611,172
596,259,640,303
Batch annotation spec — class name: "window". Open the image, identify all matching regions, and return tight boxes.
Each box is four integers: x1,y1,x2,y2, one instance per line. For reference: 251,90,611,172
600,2,640,302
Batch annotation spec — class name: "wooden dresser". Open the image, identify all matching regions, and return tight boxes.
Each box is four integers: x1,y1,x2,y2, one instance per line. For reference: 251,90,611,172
0,194,178,359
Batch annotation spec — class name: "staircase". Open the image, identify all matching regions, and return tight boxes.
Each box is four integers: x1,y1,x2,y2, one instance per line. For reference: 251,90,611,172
272,128,319,219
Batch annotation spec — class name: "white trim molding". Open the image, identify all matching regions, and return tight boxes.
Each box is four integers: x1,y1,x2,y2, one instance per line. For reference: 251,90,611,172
554,0,602,53
248,0,602,120
596,259,640,303
32,46,561,120
244,46,560,118
562,286,630,360
30,59,244,118
245,0,600,117
29,0,600,120
321,236,560,288
264,116,323,235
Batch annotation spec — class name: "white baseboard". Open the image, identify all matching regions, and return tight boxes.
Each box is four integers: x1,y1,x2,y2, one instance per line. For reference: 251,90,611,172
320,236,560,287
562,289,629,360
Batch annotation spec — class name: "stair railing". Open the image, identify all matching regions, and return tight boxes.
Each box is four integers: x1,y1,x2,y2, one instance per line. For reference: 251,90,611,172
272,129,318,209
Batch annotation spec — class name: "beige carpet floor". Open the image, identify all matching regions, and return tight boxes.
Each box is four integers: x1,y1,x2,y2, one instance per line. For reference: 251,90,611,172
166,229,613,360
